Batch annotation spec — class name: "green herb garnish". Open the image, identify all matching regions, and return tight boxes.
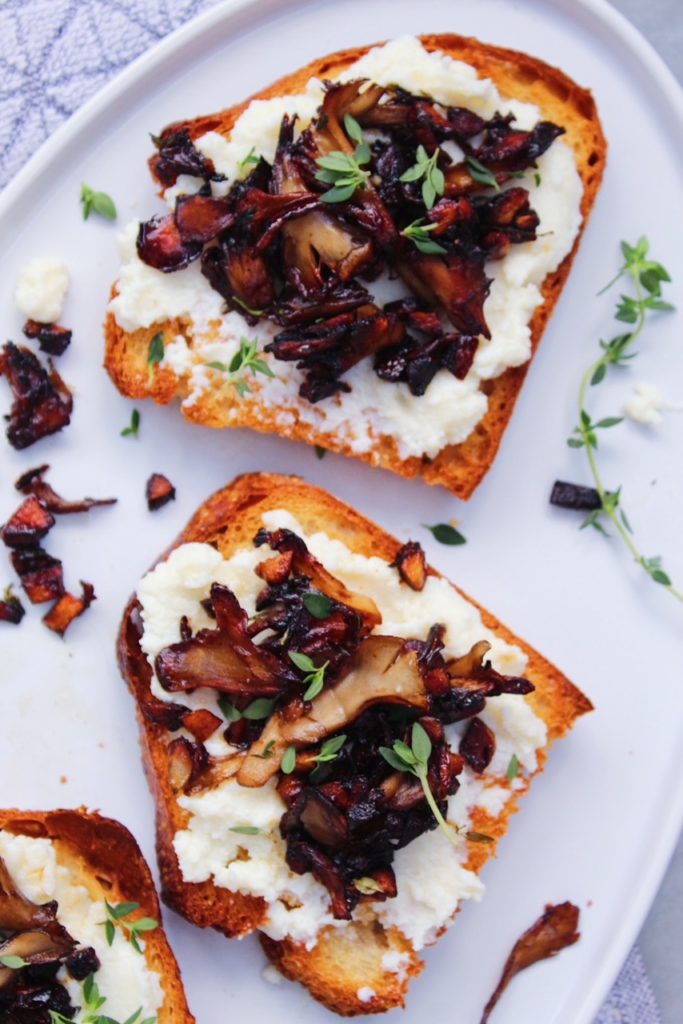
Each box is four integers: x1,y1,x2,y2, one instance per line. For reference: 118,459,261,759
49,974,154,1024
313,734,346,765
534,171,542,187
281,745,297,774
147,332,165,382
565,237,681,603
255,740,276,760
303,592,333,619
230,825,261,835
423,523,466,546
465,156,500,192
506,754,520,781
289,651,329,701
218,696,275,722
102,901,158,954
400,219,447,255
400,145,445,210
0,954,28,968
232,295,264,317
206,336,275,396
121,408,141,438
80,184,117,221
238,147,259,175
380,722,460,845
315,115,371,203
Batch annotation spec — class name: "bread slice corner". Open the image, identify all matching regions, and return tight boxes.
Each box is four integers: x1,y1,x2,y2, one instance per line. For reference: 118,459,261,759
0,807,194,1023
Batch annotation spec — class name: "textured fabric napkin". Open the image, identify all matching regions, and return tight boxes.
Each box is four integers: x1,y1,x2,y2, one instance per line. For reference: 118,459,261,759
0,2,663,1022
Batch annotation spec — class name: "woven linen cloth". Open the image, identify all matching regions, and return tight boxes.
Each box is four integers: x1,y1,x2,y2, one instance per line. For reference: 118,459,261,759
0,2,663,1022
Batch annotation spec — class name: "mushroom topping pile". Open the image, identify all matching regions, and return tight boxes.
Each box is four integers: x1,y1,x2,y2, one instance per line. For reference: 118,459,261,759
151,529,536,918
139,80,564,402
0,852,99,1015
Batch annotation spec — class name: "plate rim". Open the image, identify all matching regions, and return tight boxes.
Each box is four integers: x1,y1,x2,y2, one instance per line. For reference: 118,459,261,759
1,2,682,1021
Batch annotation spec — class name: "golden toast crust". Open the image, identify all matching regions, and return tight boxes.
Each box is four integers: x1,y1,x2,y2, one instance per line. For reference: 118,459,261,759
0,808,194,1022
116,472,591,1015
103,33,606,499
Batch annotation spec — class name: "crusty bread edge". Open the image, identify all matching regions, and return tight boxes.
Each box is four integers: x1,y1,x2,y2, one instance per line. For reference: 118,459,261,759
116,472,591,1014
0,808,194,1022
103,33,606,499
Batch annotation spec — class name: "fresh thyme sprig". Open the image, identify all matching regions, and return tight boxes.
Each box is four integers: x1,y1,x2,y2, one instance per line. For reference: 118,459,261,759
315,115,371,203
102,900,158,954
380,723,459,845
218,695,275,722
400,145,445,210
288,651,329,700
465,156,500,192
567,236,681,603
206,336,275,396
400,219,447,255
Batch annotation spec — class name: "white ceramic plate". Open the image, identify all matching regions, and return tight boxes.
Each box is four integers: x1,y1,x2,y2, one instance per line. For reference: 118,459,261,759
1,1,682,1021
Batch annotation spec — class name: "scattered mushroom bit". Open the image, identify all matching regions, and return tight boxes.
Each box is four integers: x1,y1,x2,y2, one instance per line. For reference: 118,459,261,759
480,902,580,1024
148,525,534,919
146,473,176,511
22,319,72,357
0,586,25,625
0,343,72,450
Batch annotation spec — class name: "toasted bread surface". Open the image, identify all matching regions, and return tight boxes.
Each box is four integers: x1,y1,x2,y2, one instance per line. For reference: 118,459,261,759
104,34,606,499
117,472,591,1015
0,808,193,1022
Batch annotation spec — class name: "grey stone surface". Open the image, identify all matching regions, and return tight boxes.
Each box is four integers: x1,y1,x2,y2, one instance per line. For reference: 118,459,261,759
612,4,683,1020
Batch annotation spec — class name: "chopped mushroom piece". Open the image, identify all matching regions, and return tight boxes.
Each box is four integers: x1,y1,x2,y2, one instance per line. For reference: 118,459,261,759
550,480,603,512
480,902,580,1024
391,541,427,590
43,581,96,636
1,496,55,548
0,586,25,625
146,472,176,511
22,319,72,357
459,717,496,773
0,343,73,449
15,464,117,514
11,546,64,604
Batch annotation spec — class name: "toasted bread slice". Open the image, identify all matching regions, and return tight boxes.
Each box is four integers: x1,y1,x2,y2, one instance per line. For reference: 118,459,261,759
117,472,591,1015
0,808,193,1022
104,33,605,500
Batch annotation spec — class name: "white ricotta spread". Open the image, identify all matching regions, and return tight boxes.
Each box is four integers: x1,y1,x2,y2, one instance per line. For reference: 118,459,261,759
623,381,667,425
136,509,547,951
0,831,164,1021
15,257,69,323
109,36,583,460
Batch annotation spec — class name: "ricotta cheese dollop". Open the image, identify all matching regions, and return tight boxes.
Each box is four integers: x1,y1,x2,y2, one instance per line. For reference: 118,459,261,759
0,831,164,1021
109,36,583,461
137,509,547,951
15,257,70,323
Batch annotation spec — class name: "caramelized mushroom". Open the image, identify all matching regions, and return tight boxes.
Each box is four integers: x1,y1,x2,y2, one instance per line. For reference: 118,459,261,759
156,583,292,698
238,635,428,786
23,320,72,357
43,582,96,637
1,496,55,548
146,473,176,511
11,546,64,604
15,464,117,515
0,343,72,450
391,541,427,591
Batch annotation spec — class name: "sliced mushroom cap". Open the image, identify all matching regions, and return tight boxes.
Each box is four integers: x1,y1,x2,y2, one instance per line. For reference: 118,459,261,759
155,583,291,697
237,635,428,787
0,857,60,934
